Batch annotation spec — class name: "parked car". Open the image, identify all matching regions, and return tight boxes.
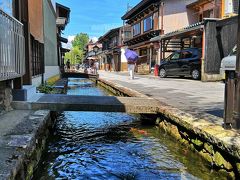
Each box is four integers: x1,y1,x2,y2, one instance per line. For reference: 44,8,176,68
159,48,201,80
220,45,237,79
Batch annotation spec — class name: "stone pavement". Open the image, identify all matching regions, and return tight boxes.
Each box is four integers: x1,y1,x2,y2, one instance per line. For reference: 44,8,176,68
99,71,225,125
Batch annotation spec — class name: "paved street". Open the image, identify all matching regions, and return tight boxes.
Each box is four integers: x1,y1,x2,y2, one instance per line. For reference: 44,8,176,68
99,71,225,124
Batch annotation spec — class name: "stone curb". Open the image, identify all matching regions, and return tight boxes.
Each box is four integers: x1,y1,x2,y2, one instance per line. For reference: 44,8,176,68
98,77,240,160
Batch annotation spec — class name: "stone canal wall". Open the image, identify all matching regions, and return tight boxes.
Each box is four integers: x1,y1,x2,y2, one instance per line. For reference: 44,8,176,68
0,80,13,114
0,110,55,179
14,111,55,180
97,78,240,178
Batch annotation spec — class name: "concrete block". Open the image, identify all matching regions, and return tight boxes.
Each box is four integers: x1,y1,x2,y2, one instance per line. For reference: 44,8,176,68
13,86,39,102
12,89,27,101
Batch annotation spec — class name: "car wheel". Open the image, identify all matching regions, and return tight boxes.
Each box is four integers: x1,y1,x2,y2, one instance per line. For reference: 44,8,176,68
191,69,200,80
159,68,167,78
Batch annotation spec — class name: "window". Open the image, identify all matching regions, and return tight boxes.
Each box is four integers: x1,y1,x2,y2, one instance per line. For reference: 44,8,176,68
171,53,180,60
168,52,180,61
144,16,153,32
124,31,132,39
133,23,141,36
182,51,193,59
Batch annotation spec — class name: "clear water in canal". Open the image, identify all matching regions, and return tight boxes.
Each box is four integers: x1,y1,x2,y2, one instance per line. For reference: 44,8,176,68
34,78,226,180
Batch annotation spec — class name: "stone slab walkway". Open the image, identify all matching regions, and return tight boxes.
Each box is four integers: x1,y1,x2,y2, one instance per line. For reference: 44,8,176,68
12,94,160,114
99,71,225,125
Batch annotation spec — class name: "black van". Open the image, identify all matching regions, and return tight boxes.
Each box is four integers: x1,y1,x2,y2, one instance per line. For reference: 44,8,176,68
159,48,201,80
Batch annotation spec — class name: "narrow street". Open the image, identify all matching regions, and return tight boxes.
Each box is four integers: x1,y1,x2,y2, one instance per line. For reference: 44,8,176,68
99,71,225,124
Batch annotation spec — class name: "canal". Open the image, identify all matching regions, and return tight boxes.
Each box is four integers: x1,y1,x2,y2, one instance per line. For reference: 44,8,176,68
33,78,226,179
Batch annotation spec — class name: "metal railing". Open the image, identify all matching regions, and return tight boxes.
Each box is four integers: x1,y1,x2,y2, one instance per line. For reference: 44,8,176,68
0,9,25,81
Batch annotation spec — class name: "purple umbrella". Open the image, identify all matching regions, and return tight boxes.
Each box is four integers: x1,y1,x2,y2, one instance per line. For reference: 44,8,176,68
125,49,139,62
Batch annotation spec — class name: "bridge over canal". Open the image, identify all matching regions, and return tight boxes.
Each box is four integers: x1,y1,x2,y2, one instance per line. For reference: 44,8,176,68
12,72,160,113
12,94,160,114
62,72,99,79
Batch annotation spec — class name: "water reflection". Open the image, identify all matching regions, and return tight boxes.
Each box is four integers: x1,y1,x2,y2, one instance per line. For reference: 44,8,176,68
33,78,226,180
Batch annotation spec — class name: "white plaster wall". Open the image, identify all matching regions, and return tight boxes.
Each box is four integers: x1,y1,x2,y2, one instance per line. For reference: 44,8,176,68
32,66,59,87
162,0,198,33
44,66,60,81
32,76,42,87
121,47,128,63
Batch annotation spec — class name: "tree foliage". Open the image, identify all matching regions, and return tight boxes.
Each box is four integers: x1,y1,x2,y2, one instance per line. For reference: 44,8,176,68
72,33,89,51
64,47,83,65
64,33,89,65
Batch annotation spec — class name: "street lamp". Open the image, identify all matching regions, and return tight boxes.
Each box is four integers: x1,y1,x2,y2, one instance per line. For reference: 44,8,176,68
92,45,100,74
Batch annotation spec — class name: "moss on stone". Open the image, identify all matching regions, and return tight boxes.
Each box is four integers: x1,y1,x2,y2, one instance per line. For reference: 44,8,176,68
236,163,240,175
179,138,189,146
191,138,203,147
218,169,235,179
214,151,233,170
46,75,60,86
189,143,196,152
26,162,34,180
199,150,213,164
204,143,214,155
168,124,181,140
158,121,167,132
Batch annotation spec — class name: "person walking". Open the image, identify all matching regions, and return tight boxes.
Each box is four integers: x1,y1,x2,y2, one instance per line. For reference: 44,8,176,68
66,60,70,72
125,49,138,80
95,61,99,74
127,61,136,80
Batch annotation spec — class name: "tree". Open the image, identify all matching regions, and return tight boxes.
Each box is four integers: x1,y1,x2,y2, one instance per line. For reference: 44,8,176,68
72,33,89,51
64,47,83,65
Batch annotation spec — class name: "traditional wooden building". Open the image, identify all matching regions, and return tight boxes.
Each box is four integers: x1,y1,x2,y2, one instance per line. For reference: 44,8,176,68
84,40,102,66
98,26,132,71
121,0,199,74
0,0,70,104
151,0,239,81
56,3,70,72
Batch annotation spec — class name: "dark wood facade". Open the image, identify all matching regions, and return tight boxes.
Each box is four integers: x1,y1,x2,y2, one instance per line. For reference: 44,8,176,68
56,3,70,71
98,26,132,71
204,17,238,74
122,0,163,73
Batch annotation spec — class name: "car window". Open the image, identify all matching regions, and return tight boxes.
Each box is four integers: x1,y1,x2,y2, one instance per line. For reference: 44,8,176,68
182,51,192,59
171,52,180,60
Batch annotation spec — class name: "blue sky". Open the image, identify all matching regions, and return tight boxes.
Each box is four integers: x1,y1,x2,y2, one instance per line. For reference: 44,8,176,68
56,0,140,39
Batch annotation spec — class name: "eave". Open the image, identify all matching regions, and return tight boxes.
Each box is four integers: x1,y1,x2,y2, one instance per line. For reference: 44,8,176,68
122,0,159,20
98,27,120,42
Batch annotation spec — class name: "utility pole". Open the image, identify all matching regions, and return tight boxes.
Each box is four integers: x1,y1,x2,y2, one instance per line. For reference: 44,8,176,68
232,1,240,128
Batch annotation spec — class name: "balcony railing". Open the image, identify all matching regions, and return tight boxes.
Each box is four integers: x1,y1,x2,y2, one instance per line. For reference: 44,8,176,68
0,9,25,81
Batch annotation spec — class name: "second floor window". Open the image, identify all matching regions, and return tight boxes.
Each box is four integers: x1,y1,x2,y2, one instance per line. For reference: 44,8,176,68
133,23,141,36
144,16,153,32
111,36,118,46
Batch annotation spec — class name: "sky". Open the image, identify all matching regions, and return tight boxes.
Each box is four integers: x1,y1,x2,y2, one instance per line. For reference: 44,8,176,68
56,0,140,45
